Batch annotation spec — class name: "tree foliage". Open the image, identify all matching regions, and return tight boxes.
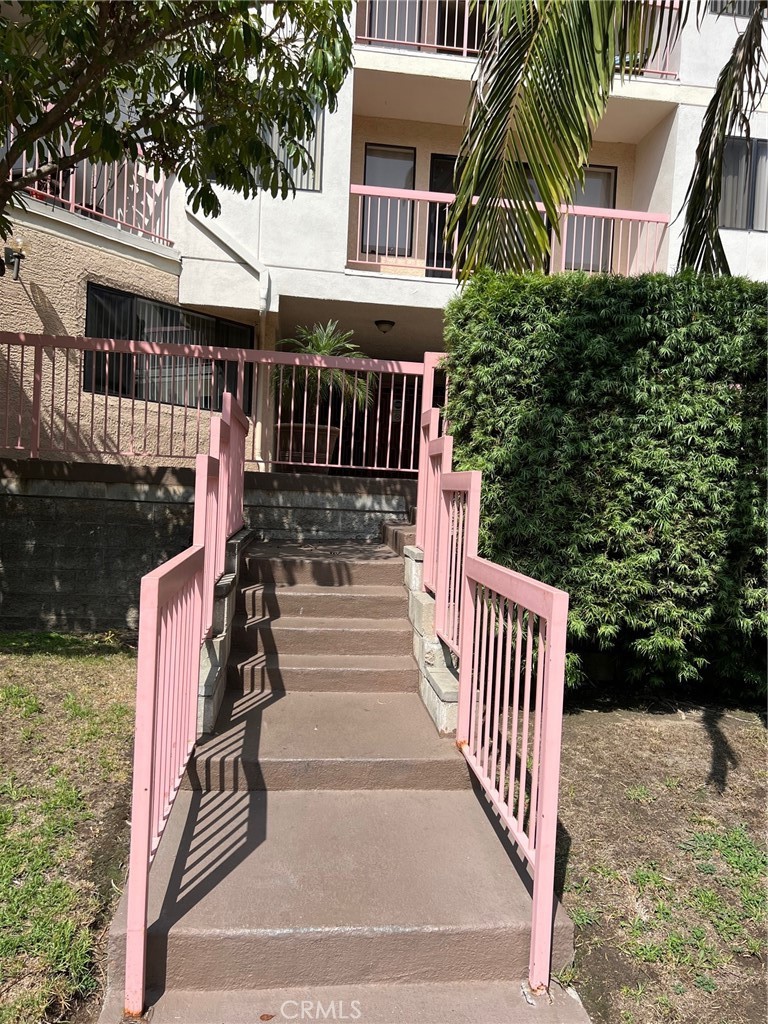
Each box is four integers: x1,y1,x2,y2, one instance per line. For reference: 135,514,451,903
448,0,767,278
444,271,767,696
0,0,352,238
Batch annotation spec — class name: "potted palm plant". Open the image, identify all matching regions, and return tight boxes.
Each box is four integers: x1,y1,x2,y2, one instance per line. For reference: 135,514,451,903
273,320,373,464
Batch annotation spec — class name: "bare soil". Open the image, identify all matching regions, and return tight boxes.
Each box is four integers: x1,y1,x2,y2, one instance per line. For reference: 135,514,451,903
557,700,767,1024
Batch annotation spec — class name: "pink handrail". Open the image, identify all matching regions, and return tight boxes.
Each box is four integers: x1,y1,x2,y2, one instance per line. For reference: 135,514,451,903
124,394,249,1015
124,542,204,1015
417,369,570,992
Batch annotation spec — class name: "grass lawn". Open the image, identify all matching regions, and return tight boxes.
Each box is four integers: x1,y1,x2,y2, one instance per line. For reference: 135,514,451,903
0,633,136,1024
0,631,765,1024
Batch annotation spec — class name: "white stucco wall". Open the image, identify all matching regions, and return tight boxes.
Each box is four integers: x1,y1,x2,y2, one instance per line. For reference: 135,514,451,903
665,104,768,278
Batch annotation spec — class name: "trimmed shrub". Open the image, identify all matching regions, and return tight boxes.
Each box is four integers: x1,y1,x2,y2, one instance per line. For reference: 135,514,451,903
444,271,767,696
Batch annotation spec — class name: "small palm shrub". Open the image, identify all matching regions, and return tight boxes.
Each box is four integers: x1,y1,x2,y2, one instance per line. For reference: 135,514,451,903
275,320,372,411
444,270,766,697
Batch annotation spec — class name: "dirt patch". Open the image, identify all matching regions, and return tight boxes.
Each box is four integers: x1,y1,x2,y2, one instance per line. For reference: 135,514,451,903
557,702,767,1024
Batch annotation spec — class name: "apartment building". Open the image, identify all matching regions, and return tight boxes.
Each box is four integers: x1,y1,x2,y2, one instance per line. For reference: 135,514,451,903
1,1,767,366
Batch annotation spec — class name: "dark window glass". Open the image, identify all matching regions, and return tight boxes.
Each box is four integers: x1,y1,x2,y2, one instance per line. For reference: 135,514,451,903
719,137,768,231
84,284,254,409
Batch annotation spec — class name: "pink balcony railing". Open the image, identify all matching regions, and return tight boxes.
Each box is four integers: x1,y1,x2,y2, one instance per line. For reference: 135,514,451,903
356,0,680,77
349,184,670,279
0,334,426,476
6,145,172,245
356,0,485,57
124,393,248,1016
416,357,569,991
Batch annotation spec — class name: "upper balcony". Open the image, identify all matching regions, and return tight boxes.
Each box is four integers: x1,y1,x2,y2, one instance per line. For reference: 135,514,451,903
354,0,681,79
6,147,172,247
347,184,670,278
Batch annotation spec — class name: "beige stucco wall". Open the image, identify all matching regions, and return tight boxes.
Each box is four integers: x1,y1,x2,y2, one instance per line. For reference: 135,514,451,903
0,221,180,336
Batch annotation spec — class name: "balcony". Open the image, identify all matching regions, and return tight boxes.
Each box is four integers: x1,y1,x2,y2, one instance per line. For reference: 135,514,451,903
355,0,680,78
347,184,670,278
7,151,172,246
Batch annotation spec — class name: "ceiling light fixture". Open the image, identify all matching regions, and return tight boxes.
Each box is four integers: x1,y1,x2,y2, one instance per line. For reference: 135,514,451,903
375,319,395,334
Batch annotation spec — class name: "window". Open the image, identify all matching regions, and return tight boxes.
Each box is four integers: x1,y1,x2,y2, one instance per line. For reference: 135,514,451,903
719,137,768,231
565,166,617,272
708,1,766,17
84,284,253,408
362,144,416,257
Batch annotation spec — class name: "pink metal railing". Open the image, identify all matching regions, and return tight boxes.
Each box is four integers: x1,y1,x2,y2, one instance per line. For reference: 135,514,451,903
418,354,569,991
0,334,424,476
349,185,670,279
356,0,680,77
124,543,204,1015
459,555,569,991
124,393,249,1016
267,351,425,474
356,0,485,57
434,470,481,656
6,138,172,244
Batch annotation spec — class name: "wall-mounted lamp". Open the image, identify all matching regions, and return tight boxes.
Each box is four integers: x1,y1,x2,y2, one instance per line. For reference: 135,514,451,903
375,319,395,334
1,235,26,281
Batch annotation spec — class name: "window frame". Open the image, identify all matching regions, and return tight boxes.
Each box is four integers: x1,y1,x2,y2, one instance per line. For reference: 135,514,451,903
719,136,768,233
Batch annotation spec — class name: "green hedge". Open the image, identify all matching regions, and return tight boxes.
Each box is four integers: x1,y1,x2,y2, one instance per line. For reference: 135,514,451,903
444,271,767,696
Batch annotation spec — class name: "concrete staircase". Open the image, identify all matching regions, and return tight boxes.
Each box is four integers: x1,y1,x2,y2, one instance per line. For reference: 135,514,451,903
102,539,587,1024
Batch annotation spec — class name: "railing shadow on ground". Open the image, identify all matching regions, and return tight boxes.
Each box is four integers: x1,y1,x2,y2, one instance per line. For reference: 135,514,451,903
147,644,286,998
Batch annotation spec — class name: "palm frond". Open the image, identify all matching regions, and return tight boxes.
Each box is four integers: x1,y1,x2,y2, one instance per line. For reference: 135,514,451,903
677,0,768,273
450,0,693,277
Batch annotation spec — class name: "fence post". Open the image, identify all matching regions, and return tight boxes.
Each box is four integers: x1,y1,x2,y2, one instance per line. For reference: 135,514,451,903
415,352,442,553
455,471,482,744
123,576,160,1017
528,588,570,991
30,344,43,458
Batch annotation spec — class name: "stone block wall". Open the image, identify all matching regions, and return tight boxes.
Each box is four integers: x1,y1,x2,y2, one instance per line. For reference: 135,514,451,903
0,461,416,633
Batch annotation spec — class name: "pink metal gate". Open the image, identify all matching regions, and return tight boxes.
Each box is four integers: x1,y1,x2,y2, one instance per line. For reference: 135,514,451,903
419,355,569,992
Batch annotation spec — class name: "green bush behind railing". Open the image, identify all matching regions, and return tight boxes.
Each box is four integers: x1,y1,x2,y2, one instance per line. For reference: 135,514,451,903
445,270,767,697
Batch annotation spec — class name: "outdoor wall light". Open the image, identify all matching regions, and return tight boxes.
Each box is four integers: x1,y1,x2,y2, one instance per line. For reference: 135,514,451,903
375,319,395,334
1,235,26,281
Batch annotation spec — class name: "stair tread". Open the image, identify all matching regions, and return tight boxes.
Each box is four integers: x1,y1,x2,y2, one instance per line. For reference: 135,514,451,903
129,981,592,1024
113,790,573,937
246,540,403,563
239,615,412,632
229,649,418,670
196,691,462,764
240,582,407,595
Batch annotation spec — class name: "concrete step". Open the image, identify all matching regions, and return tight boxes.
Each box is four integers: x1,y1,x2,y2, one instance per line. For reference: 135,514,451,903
382,520,417,555
228,650,419,693
236,582,408,620
242,541,405,587
105,789,574,993
102,980,591,1023
231,615,413,657
185,691,469,792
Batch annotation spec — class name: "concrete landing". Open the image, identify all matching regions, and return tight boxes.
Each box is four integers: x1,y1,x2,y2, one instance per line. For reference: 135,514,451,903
103,980,591,1023
106,789,573,993
185,690,470,790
